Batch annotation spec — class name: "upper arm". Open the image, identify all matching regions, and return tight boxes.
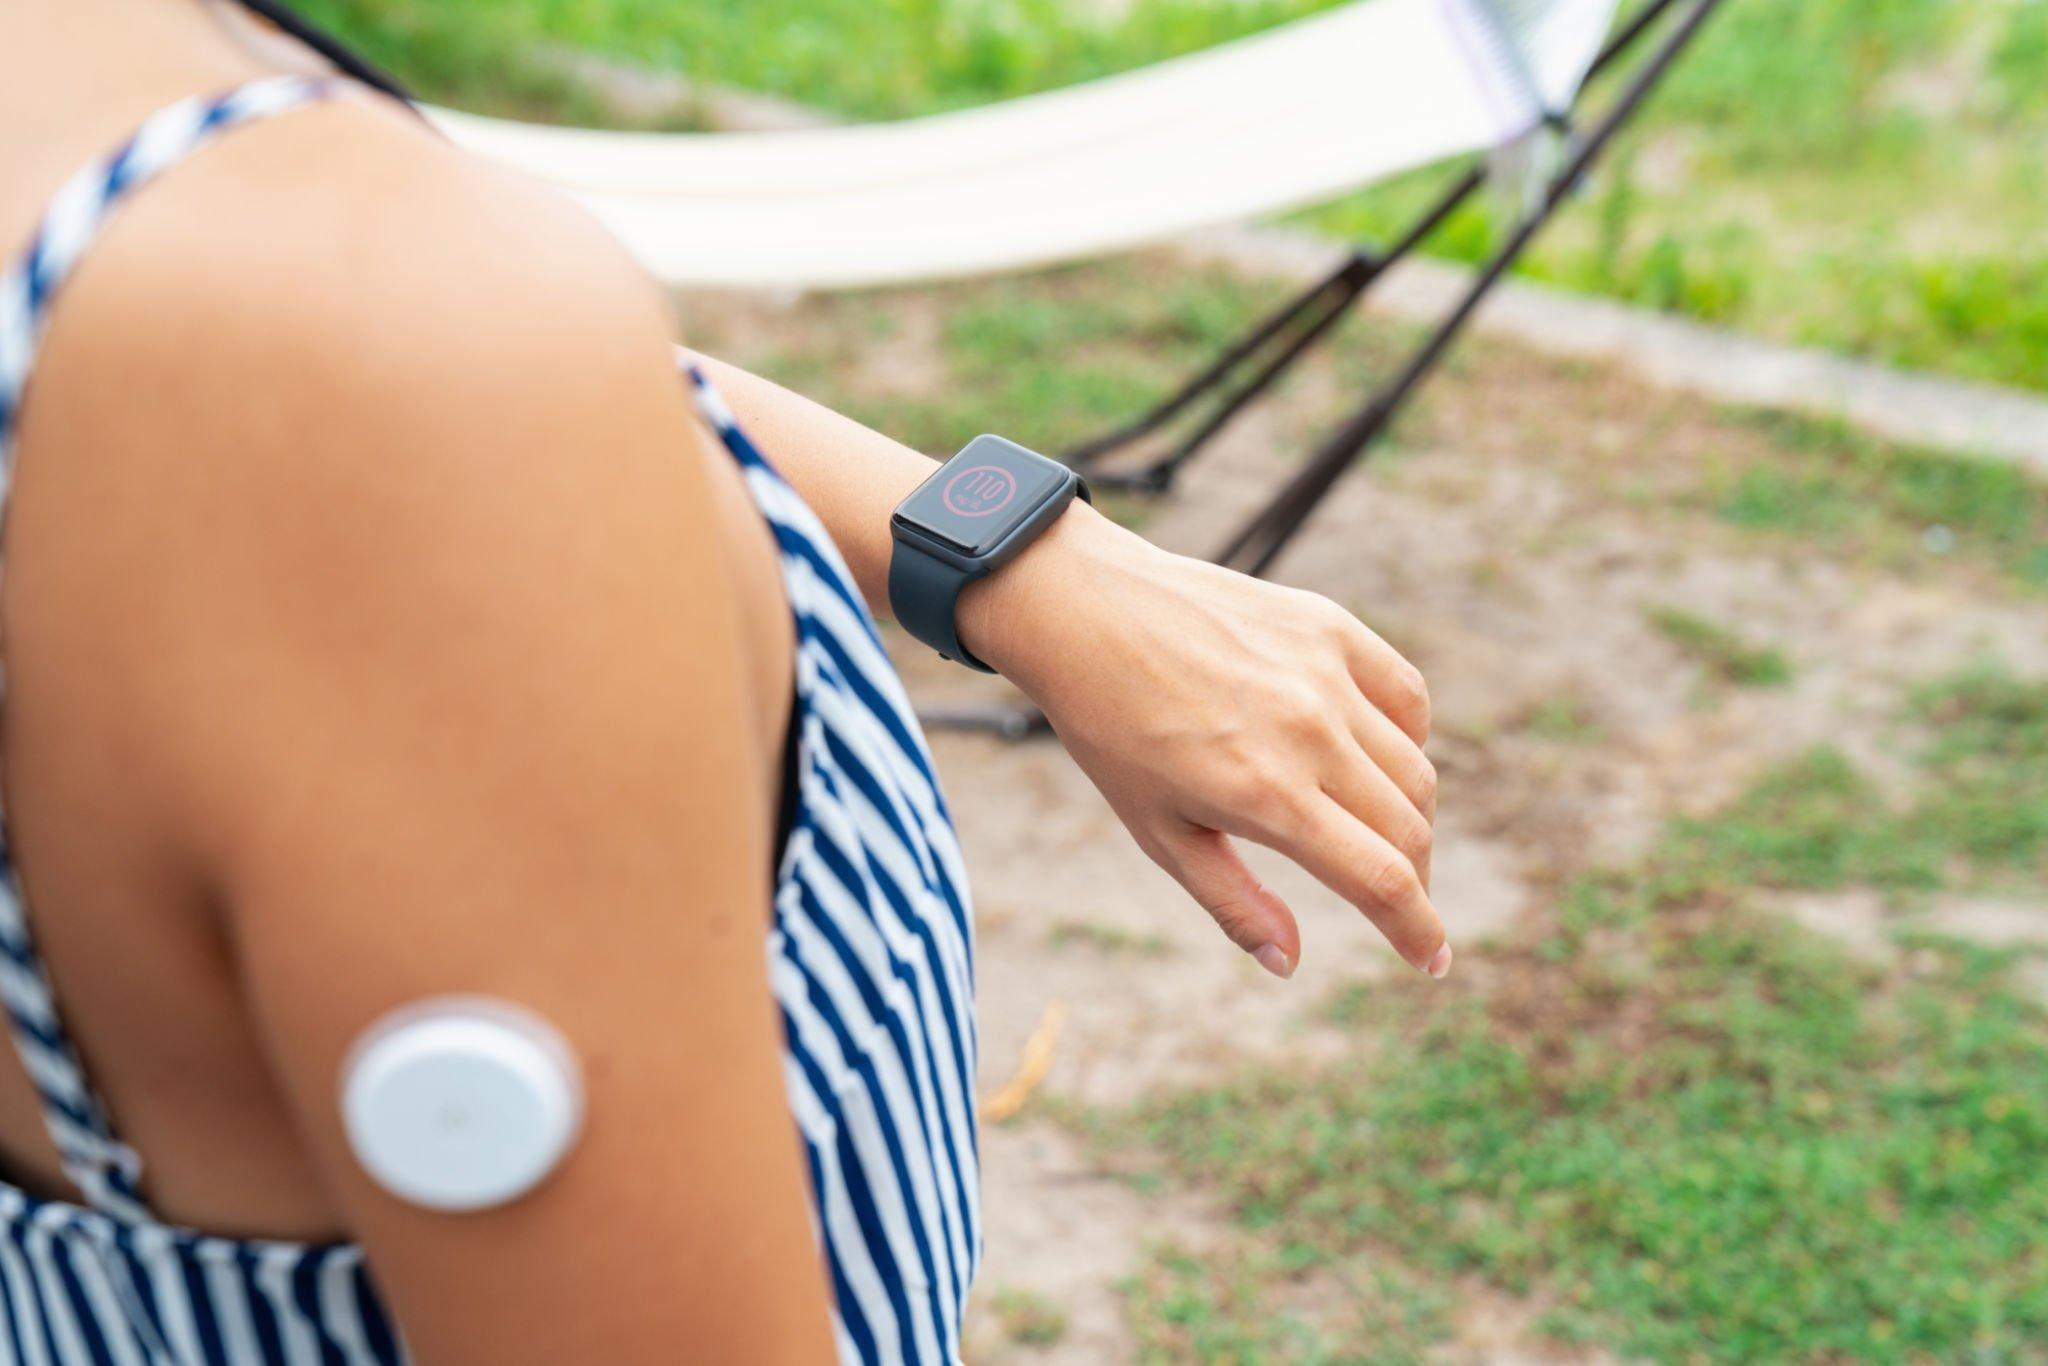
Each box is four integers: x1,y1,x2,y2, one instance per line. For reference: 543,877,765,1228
59,107,833,1362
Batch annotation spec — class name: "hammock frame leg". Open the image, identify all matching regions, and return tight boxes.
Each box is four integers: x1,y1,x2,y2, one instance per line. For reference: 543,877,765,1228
1067,248,1380,493
1216,0,1724,577
1062,0,1691,500
1067,166,1481,495
922,0,1721,738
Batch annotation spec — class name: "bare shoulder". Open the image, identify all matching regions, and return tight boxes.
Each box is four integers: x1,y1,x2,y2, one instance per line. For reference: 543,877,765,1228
30,92,688,488
0,98,839,1360
7,90,772,870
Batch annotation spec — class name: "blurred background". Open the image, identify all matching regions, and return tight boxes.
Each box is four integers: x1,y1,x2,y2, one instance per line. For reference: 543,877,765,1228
311,2,2044,1360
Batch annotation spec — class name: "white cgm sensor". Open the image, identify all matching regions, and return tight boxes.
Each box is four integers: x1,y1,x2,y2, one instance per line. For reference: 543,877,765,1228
341,997,583,1212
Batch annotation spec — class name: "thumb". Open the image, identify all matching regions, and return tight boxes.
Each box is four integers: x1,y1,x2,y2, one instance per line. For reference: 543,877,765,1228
1149,823,1302,979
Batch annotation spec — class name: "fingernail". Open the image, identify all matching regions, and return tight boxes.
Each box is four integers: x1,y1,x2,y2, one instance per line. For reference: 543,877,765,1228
1253,944,1294,980
1424,943,1453,979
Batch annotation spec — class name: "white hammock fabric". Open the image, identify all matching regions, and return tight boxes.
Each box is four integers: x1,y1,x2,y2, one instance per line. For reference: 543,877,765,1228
433,0,1619,289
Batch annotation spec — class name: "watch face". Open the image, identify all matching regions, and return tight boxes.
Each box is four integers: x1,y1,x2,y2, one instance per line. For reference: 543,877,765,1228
898,435,1071,556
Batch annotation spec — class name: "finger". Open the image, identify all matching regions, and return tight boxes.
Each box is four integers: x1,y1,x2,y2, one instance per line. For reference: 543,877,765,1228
1345,695,1438,825
1146,823,1302,979
1320,745,1433,893
1245,792,1449,976
1310,697,1433,891
1336,618,1430,745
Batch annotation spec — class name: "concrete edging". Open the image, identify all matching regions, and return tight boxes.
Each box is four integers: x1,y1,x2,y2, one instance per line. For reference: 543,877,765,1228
1182,224,2048,475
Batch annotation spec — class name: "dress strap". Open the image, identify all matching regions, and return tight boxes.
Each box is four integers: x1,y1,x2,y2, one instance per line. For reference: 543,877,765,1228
0,854,147,1219
0,74,342,473
0,72,351,1220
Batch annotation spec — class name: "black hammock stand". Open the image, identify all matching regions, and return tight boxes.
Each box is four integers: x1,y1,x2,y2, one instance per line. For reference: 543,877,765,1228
917,0,1726,740
228,0,1726,741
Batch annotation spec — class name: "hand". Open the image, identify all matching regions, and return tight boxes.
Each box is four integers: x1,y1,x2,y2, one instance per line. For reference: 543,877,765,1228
961,505,1447,980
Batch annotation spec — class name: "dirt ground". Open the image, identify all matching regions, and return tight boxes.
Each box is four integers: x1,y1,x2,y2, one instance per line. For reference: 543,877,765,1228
677,265,2048,1362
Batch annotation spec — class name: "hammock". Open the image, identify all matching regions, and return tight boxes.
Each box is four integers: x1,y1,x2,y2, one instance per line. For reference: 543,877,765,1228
431,0,1621,289
427,0,1723,735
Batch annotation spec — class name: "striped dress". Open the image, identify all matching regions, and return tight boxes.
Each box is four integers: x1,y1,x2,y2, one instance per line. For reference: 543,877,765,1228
0,76,980,1363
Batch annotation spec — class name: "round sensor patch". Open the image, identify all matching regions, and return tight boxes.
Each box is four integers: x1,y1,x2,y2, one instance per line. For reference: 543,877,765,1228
341,997,582,1212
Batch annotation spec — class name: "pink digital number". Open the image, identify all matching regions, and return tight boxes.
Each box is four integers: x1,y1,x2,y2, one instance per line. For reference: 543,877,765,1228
941,465,1020,518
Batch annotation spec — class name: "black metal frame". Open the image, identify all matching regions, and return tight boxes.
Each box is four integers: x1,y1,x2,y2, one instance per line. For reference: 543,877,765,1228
922,0,1723,737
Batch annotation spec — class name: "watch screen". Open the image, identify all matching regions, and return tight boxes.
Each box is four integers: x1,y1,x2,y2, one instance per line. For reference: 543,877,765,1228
898,435,1071,556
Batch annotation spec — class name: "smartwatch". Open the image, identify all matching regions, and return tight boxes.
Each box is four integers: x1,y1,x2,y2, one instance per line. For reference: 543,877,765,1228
889,434,1090,672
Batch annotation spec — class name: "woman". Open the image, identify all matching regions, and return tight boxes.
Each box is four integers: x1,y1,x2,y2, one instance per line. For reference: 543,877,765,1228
0,0,1445,1360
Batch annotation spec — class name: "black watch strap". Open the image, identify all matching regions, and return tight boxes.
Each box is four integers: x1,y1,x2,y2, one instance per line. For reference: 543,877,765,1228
888,540,994,672
889,434,1089,673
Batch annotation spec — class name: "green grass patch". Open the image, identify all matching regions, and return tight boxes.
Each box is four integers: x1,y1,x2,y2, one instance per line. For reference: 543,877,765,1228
301,0,1346,120
1518,693,1608,746
1047,919,1173,958
1704,412,2048,589
1125,1242,1452,1365
1645,606,1794,687
932,267,1291,450
730,262,1366,461
1083,668,2048,1361
1309,2,2048,389
1907,666,2048,881
1658,748,1937,896
986,1285,1069,1348
294,0,711,126
1586,666,2048,923
1112,924,2048,1359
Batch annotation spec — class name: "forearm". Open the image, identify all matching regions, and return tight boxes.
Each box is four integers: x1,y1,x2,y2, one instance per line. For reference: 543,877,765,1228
685,351,934,611
685,351,1447,977
684,348,1121,683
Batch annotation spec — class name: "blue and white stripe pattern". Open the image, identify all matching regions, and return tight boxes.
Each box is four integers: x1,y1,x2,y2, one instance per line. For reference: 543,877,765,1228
686,367,981,1364
0,77,980,1363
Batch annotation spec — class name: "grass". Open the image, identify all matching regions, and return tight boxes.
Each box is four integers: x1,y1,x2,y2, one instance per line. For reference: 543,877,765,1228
1572,666,2048,929
1075,665,2048,1362
1047,919,1174,958
1309,1,2048,390
307,0,2048,392
986,1285,1069,1348
1703,410,2048,589
1907,666,2048,882
299,0,1344,121
712,261,1383,461
1124,1243,1452,1364
1518,693,1607,745
1645,606,1794,687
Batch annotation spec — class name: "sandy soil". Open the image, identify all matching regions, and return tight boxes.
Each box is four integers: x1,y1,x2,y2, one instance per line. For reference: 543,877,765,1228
678,268,2048,1361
